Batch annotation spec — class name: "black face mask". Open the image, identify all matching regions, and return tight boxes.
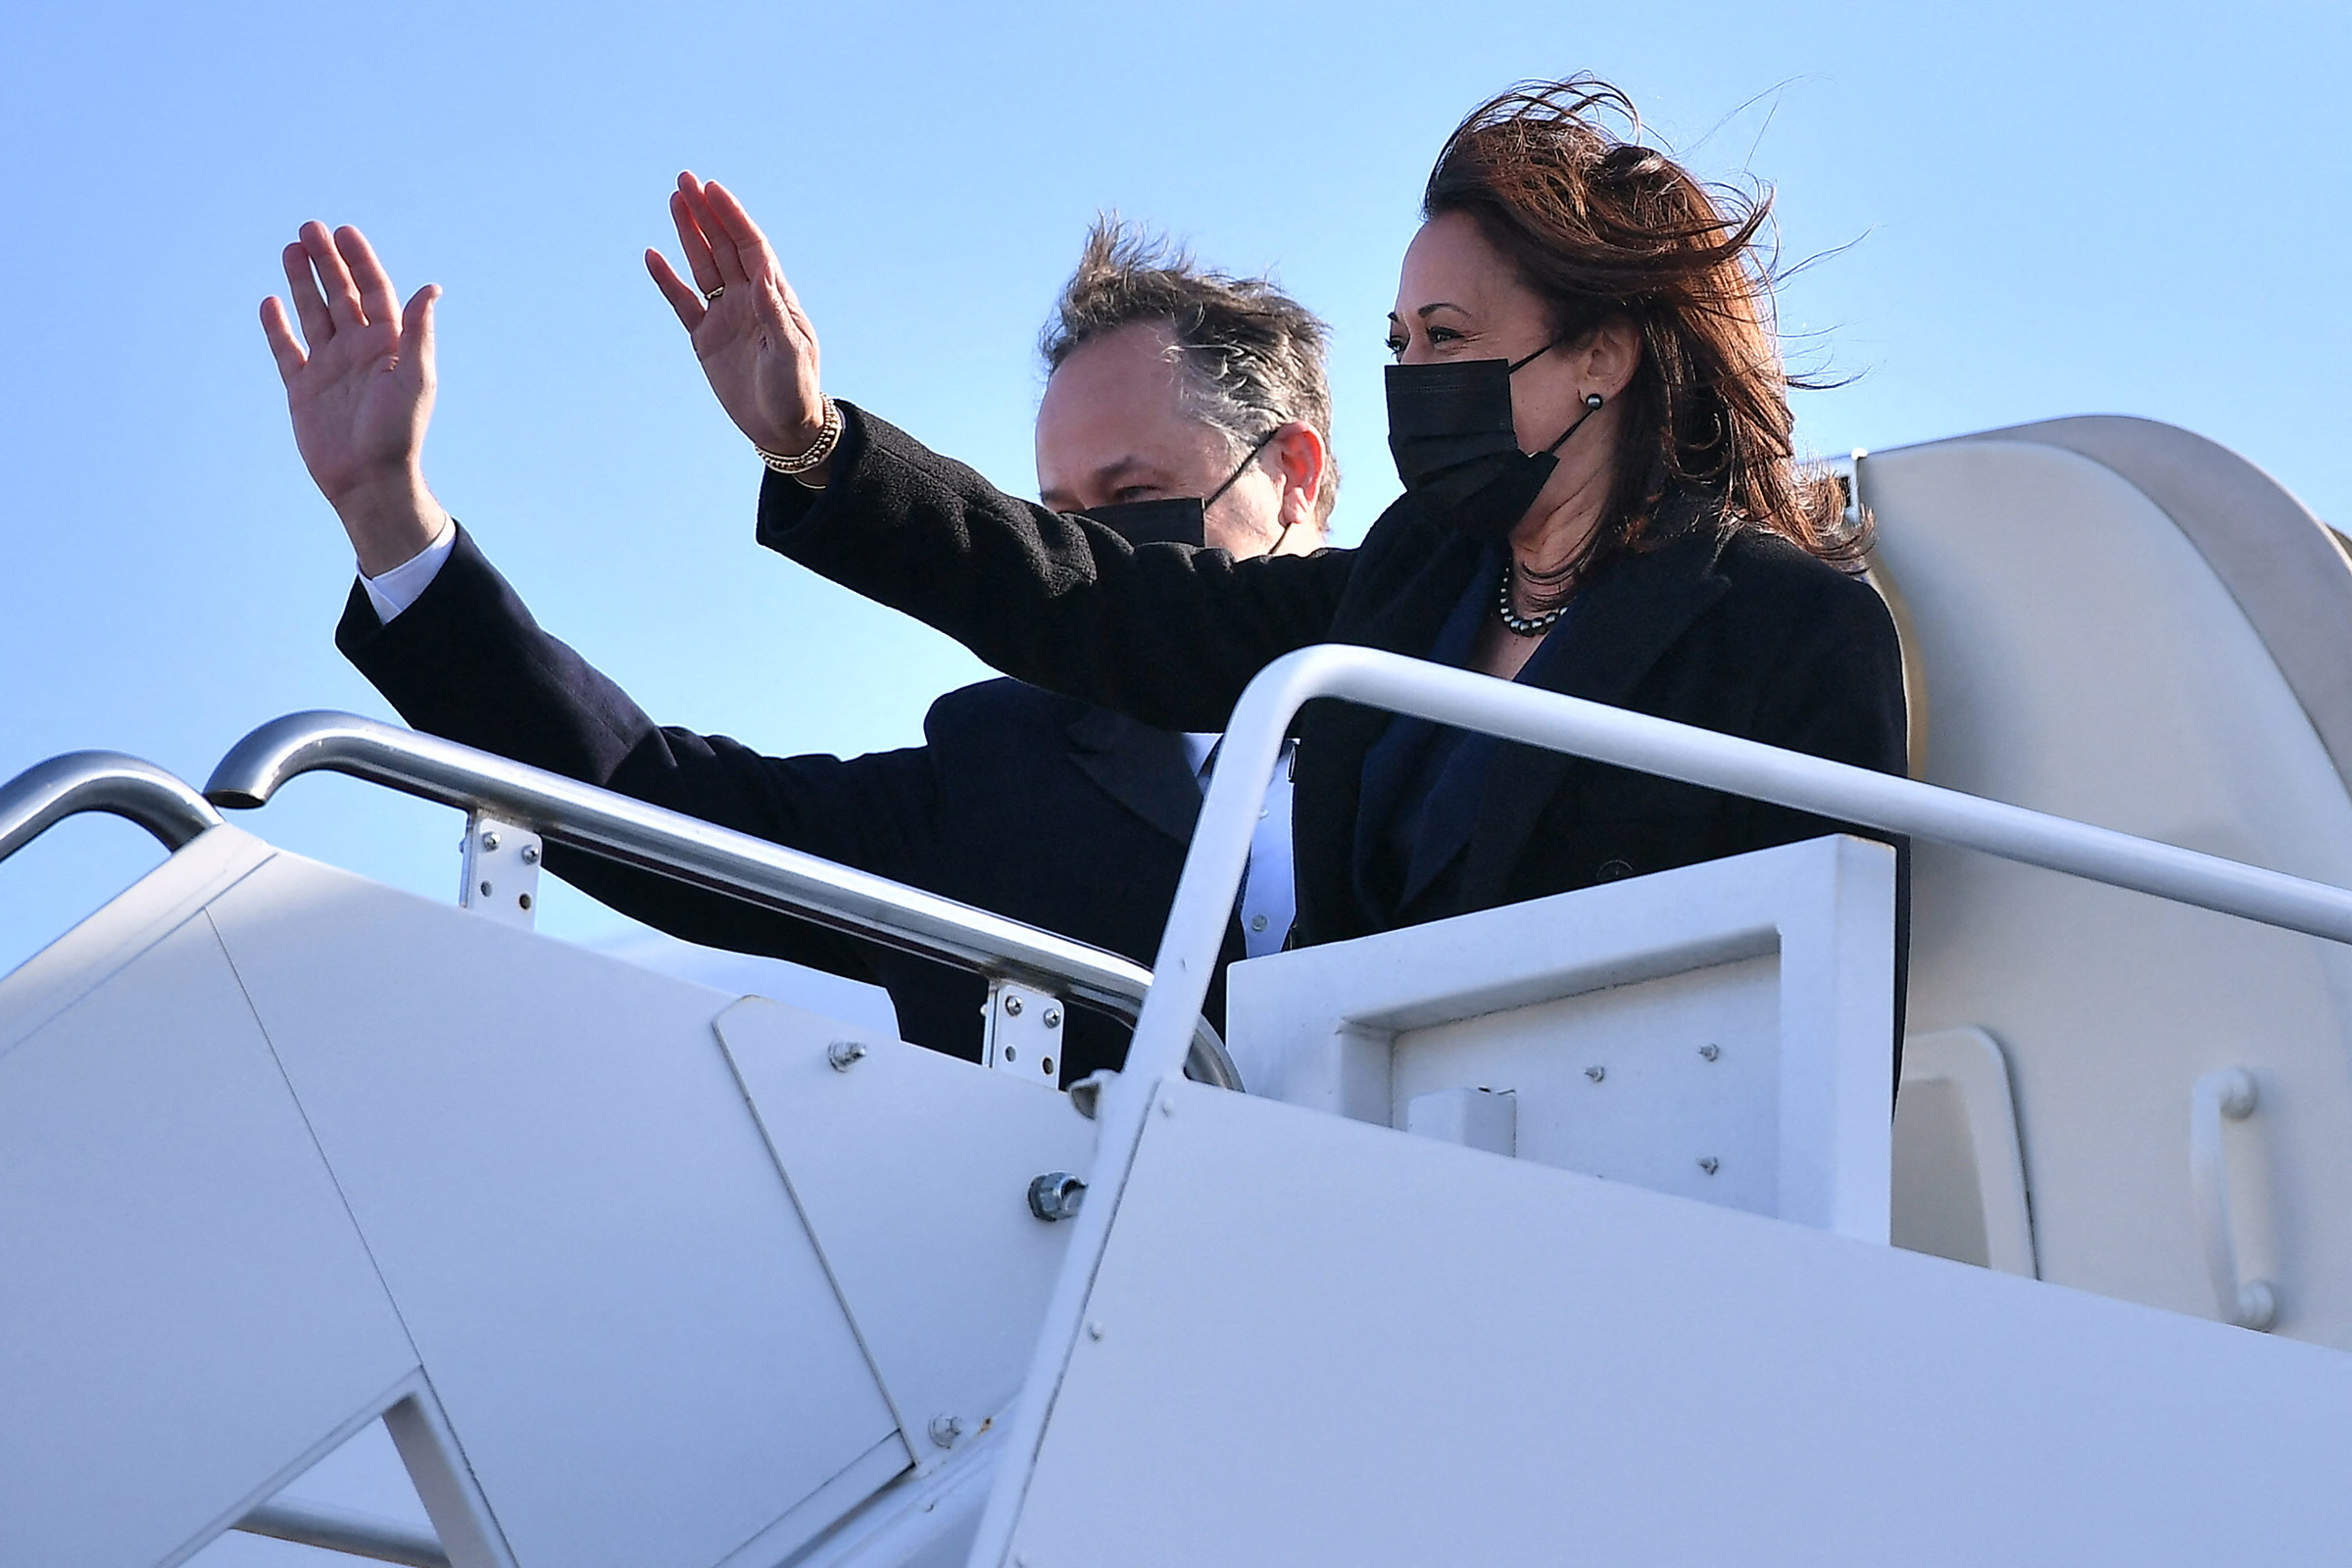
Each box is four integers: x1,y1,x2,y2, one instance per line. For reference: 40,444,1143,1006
1076,427,1282,548
1385,344,1603,541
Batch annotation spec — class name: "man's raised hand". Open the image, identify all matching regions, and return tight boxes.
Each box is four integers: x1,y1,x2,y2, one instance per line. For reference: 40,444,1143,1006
646,173,831,475
260,223,447,575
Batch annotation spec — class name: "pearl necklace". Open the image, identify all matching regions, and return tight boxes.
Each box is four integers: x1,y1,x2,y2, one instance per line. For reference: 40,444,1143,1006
1495,560,1568,637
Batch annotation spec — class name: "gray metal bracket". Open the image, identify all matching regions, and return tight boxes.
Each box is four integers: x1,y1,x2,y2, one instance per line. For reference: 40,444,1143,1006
459,812,543,929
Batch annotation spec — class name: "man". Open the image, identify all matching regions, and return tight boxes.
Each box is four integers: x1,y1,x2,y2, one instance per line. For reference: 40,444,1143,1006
260,212,1335,1084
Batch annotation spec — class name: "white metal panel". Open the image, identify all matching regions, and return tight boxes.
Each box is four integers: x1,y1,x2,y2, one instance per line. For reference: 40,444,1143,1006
1867,436,2352,1340
0,822,273,1061
0,914,421,1568
1000,1077,2352,1567
715,997,1096,1463
1225,835,1894,1239
1893,1026,2036,1275
204,854,905,1568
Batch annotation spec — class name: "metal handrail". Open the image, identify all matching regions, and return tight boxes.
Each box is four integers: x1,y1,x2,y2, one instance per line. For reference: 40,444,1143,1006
1117,643,2352,1090
203,711,1240,1090
0,751,222,867
965,641,2352,1562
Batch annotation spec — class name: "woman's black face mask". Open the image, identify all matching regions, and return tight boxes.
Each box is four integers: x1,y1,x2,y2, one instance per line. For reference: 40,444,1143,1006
1385,343,1603,541
1075,427,1282,548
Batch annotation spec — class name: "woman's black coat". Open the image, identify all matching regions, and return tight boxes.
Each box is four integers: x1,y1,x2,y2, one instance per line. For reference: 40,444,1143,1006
761,405,1910,954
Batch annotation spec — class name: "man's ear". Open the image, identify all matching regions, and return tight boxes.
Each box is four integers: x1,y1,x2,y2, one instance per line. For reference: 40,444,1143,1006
1268,420,1330,545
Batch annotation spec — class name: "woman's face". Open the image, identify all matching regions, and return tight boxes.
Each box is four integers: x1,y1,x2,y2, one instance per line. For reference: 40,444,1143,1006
1389,211,1590,454
1390,211,1638,553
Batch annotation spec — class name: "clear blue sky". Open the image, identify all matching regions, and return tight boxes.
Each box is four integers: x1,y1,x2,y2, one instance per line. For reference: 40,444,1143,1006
4,0,2347,975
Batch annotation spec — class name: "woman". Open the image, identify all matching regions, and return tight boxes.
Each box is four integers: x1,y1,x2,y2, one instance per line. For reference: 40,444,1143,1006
649,78,1907,954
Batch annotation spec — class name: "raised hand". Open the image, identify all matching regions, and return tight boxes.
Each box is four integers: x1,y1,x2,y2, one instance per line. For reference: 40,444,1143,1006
646,173,830,472
260,223,447,574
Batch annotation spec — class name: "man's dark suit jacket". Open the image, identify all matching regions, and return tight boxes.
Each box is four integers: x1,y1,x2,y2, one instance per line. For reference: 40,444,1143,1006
337,526,1242,1085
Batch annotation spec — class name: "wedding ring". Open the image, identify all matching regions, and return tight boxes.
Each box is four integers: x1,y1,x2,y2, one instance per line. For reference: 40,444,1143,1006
703,284,725,302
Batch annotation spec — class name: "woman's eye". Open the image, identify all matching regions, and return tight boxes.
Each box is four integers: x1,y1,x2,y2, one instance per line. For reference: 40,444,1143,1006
1384,336,1407,360
1427,325,1463,345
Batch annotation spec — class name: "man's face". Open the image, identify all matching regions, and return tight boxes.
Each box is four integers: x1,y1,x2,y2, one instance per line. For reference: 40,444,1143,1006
1036,320,1291,558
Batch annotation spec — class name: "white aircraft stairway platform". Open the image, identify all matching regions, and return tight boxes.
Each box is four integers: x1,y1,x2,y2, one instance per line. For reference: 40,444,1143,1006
7,416,2352,1566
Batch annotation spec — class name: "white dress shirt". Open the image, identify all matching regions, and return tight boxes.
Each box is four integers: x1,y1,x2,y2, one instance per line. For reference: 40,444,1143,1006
357,519,458,622
1182,732,1297,959
360,537,1297,956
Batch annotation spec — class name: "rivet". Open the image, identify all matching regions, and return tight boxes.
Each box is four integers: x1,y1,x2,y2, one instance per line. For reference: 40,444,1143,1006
1250,913,1269,932
1159,1095,1176,1117
826,1039,867,1071
519,845,540,865
1585,1065,1605,1083
1043,1006,1061,1029
1699,1044,1721,1061
1698,1156,1720,1175
1087,1321,1104,1341
1004,995,1024,1017
1004,1045,1017,1062
478,880,494,898
480,830,500,852
927,1413,964,1448
516,893,532,911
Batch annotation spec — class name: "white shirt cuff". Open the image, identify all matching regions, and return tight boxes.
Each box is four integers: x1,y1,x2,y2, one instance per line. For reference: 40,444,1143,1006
358,519,459,623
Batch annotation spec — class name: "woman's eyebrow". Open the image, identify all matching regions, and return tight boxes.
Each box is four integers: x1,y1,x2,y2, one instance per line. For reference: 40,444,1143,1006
1416,302,1468,318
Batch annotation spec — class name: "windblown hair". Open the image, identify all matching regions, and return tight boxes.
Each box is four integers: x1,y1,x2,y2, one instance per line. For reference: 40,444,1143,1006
1425,77,1863,578
1043,220,1338,524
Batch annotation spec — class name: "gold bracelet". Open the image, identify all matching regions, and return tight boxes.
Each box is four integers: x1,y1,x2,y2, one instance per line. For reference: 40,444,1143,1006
756,399,843,476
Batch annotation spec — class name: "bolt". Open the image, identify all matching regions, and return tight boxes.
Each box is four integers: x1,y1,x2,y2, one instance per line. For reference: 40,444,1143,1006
1585,1065,1606,1083
1028,1171,1086,1221
520,845,540,865
826,1039,867,1071
1004,995,1024,1017
1043,1006,1061,1029
927,1414,964,1448
480,830,500,852
479,880,494,898
1698,1156,1720,1176
1699,1044,1721,1061
516,894,532,912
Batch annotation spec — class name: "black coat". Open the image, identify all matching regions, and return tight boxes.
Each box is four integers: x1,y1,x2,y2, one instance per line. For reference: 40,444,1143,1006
336,526,1243,1084
760,405,1910,956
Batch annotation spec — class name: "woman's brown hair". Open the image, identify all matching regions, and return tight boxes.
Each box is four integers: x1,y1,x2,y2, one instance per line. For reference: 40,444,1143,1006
1424,77,1863,581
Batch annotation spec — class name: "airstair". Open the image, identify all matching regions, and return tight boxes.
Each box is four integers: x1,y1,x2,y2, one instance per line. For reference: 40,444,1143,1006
6,416,2352,1567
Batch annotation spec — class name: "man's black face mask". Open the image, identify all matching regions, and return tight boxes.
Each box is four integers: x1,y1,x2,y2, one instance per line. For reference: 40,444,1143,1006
1385,345,1602,542
1078,496,1207,547
1073,426,1284,549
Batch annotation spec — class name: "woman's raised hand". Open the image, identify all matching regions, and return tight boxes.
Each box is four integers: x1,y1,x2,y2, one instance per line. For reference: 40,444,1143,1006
647,173,828,465
260,223,448,574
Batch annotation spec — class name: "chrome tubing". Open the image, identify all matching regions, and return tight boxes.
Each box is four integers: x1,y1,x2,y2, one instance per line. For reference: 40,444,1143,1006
204,711,1240,1090
0,751,222,867
235,1499,450,1567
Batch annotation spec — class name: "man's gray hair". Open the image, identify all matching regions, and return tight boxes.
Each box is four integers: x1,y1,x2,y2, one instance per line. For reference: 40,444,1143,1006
1041,219,1338,525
